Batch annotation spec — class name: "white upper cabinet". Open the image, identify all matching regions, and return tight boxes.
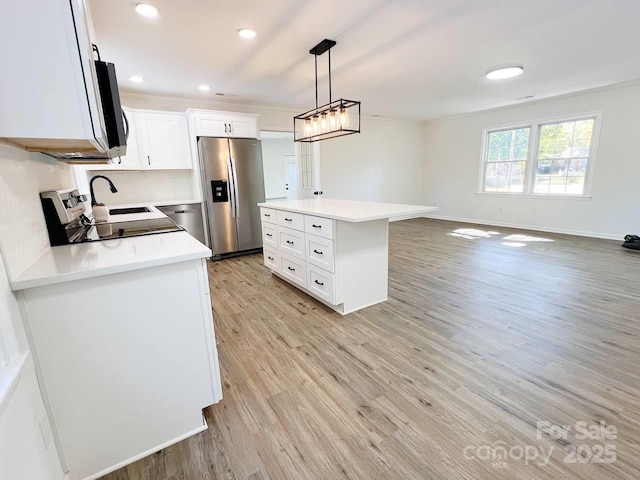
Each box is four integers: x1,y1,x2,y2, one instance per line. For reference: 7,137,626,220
93,108,141,170
118,109,143,169
136,111,193,170
0,0,107,153
189,110,258,139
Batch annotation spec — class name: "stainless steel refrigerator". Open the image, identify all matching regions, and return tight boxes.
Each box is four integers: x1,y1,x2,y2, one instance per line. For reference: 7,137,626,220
198,137,265,257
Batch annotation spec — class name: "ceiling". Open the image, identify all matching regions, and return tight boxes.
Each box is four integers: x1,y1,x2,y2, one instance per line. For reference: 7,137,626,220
88,0,640,121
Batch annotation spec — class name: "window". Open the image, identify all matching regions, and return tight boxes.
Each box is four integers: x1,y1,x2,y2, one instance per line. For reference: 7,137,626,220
481,115,599,196
485,127,530,193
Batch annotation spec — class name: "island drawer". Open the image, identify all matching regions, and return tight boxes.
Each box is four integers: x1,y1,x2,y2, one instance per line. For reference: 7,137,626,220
280,252,307,288
307,264,336,304
262,223,278,248
263,247,280,270
304,215,334,239
278,226,305,259
276,210,304,231
306,234,334,273
260,207,277,224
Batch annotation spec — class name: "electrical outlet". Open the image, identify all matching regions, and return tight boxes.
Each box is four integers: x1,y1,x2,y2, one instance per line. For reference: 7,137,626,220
38,410,53,450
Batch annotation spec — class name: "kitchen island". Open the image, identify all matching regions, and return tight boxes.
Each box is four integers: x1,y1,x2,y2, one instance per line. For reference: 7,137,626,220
258,198,437,314
11,220,221,480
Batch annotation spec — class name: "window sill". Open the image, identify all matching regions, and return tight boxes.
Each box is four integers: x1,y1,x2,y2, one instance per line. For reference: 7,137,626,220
476,192,592,200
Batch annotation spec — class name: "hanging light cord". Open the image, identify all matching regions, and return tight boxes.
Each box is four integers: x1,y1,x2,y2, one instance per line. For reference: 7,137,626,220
314,54,318,109
328,47,332,103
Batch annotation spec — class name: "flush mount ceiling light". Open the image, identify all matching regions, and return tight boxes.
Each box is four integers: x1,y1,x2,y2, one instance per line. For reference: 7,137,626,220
486,65,524,80
135,3,158,17
128,75,144,83
294,39,361,143
237,28,256,39
197,84,211,91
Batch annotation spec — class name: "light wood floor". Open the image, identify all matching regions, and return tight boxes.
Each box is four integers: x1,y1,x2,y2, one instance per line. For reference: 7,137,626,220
103,219,640,480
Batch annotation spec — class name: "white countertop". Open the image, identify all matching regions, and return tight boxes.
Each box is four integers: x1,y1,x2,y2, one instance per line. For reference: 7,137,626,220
258,198,438,222
11,231,211,291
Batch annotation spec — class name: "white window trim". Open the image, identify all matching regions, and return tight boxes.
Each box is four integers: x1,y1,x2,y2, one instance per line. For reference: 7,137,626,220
477,111,603,198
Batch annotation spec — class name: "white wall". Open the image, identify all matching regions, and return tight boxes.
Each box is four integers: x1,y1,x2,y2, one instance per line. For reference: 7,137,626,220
319,116,425,204
0,141,66,480
85,169,197,205
261,139,294,199
422,82,640,239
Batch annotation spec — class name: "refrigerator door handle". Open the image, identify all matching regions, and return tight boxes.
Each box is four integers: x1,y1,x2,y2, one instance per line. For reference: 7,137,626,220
229,157,240,218
227,157,237,218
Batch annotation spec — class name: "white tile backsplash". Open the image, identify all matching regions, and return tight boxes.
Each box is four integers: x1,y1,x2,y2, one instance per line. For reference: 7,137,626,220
0,142,75,278
84,169,198,205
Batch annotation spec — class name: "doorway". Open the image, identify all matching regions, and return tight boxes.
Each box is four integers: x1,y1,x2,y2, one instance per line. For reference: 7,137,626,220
260,131,296,200
284,154,297,200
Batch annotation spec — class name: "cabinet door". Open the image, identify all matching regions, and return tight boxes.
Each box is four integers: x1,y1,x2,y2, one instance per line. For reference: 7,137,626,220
195,114,228,137
137,112,192,170
102,108,141,170
116,108,142,169
228,117,257,138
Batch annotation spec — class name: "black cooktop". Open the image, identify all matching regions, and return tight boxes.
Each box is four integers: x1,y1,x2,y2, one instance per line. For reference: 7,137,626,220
78,217,183,243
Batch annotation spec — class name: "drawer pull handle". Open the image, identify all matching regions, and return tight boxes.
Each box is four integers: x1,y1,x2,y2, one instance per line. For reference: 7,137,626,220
264,213,271,217
284,218,293,221
312,224,321,228
286,240,294,245
268,256,274,261
287,266,295,272
313,249,323,255
314,279,324,286
266,233,273,237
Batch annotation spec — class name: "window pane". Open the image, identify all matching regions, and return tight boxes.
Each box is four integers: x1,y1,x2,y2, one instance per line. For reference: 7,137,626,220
535,118,595,195
568,158,587,176
508,161,526,192
484,161,526,192
487,128,530,162
566,177,585,194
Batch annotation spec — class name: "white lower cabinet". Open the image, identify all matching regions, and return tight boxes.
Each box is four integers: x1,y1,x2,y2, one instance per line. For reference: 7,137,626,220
260,207,389,315
18,259,221,480
260,205,389,315
306,234,334,273
307,264,336,304
262,223,278,248
278,226,305,259
263,246,280,270
280,252,307,288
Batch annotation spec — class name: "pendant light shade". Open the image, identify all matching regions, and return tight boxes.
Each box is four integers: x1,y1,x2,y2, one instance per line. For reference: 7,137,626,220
294,39,361,143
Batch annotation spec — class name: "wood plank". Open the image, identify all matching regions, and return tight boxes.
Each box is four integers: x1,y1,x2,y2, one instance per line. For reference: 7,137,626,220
102,219,640,480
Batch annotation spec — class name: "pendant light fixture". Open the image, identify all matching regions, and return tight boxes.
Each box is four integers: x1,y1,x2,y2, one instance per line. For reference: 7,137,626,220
294,39,361,142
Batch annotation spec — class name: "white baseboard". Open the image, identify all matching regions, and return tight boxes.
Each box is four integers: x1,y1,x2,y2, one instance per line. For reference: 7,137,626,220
419,214,624,241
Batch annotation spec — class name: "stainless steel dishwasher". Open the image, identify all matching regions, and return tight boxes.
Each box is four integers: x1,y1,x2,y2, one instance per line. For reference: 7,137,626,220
156,203,207,245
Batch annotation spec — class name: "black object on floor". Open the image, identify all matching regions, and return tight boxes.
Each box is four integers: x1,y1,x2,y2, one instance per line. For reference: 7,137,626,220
622,242,640,250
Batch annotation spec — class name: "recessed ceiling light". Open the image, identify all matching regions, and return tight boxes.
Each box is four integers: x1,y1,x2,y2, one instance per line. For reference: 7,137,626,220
486,65,524,80
135,3,158,17
128,75,144,83
237,28,256,39
197,84,211,91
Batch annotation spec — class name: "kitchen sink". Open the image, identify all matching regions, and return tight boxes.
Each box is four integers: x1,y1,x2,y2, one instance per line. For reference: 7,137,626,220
109,207,151,215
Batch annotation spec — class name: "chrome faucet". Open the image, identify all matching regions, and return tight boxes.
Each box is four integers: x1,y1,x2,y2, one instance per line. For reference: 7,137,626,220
89,175,118,206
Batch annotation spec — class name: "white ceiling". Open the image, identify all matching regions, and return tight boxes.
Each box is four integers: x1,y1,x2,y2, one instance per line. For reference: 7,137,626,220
88,0,640,121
